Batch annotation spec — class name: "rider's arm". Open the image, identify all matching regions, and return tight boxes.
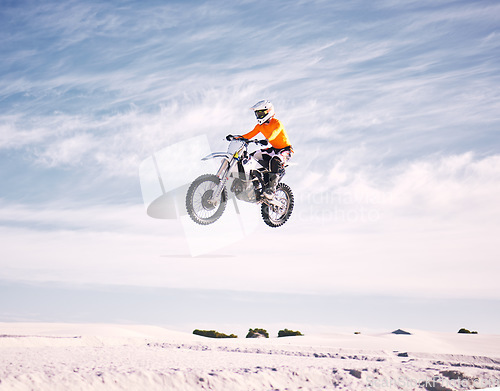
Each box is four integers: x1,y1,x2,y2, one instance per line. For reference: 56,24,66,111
241,125,260,140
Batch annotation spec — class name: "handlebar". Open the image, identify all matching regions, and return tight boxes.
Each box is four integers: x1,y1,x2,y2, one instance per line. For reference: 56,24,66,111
226,134,268,146
226,134,245,142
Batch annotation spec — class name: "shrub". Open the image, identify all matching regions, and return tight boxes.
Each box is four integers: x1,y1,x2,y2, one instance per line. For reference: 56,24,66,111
458,328,478,334
278,329,303,337
246,328,269,338
193,329,237,338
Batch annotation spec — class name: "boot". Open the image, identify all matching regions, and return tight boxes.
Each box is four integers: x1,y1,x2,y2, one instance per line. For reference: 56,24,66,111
264,173,279,199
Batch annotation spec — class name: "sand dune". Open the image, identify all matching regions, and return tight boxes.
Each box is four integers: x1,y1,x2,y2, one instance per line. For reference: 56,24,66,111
1,323,499,390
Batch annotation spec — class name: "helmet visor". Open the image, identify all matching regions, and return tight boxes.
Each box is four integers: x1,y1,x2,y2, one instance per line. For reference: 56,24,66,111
255,109,269,120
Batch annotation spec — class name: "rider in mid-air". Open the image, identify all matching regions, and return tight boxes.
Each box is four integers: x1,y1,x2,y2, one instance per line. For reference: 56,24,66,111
229,100,293,199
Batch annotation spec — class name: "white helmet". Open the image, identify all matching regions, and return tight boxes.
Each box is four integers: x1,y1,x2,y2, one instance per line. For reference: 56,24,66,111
251,100,275,125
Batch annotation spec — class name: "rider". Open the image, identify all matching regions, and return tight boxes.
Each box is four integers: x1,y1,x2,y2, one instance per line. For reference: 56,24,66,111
239,100,293,199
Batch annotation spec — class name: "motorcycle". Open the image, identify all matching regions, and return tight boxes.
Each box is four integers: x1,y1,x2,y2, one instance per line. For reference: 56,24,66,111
185,135,294,228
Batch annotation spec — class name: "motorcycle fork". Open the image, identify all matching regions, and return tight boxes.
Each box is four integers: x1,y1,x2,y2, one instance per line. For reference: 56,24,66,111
212,158,232,202
216,159,229,179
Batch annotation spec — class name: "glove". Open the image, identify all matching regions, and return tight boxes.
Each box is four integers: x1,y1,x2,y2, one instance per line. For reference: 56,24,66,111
260,139,269,146
226,134,233,141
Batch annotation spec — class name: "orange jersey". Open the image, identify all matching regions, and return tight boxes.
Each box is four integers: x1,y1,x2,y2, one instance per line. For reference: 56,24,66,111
242,118,291,149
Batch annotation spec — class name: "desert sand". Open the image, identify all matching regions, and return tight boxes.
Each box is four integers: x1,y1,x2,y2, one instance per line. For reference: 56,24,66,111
1,323,499,390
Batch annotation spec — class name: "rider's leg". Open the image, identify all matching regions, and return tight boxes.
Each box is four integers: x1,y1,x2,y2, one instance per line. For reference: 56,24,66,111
264,156,284,198
250,148,272,169
251,148,274,198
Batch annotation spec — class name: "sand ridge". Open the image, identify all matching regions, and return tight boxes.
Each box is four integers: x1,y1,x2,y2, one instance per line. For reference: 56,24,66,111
1,323,499,390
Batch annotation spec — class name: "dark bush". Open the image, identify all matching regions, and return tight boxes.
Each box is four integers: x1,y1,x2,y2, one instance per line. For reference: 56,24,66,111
458,328,477,334
193,329,237,338
246,328,269,338
278,329,303,337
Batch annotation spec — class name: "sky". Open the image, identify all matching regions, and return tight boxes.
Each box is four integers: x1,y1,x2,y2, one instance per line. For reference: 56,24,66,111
1,0,499,334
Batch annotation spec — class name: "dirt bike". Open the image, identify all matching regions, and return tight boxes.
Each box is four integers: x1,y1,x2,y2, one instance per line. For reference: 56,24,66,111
185,135,294,228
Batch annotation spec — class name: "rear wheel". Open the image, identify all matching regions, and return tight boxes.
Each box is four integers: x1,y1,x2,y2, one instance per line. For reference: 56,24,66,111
186,174,227,225
261,183,294,227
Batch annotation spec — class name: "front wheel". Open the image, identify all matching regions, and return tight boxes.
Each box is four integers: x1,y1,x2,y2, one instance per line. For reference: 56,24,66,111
261,183,294,228
186,174,227,225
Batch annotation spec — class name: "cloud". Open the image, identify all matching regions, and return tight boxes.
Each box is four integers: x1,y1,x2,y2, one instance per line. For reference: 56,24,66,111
1,0,498,206
1,0,497,159
0,200,162,233
386,153,500,216
1,150,498,300
284,151,500,299
295,151,500,219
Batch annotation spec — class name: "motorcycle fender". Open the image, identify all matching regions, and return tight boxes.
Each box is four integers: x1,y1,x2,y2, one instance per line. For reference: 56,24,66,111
202,152,232,161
